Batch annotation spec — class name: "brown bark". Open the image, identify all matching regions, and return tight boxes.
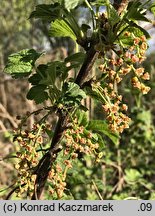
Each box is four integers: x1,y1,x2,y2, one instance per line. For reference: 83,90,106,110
31,0,130,200
31,46,98,199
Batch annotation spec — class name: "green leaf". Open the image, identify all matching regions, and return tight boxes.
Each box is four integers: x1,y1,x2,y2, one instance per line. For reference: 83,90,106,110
126,1,150,22
30,61,68,88
118,24,150,47
40,63,58,86
60,82,86,106
4,49,42,78
65,52,85,65
50,61,68,81
64,0,83,10
49,19,77,41
28,64,47,85
137,110,151,125
151,3,155,16
131,23,150,39
125,169,142,184
29,73,41,85
46,61,68,84
78,104,88,112
85,86,102,102
91,133,99,142
45,129,54,139
76,109,89,127
118,35,133,47
87,120,120,145
91,0,108,6
81,24,91,34
123,21,150,39
64,82,86,98
109,5,120,26
27,85,48,104
29,3,62,21
49,87,61,104
96,134,105,151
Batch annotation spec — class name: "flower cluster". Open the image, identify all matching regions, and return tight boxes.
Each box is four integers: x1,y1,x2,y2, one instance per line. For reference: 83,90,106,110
48,163,67,199
44,119,102,199
13,123,49,198
92,83,131,133
132,68,150,94
48,122,100,197
122,33,150,94
102,101,130,133
123,33,147,63
64,123,99,156
47,120,103,198
95,31,150,133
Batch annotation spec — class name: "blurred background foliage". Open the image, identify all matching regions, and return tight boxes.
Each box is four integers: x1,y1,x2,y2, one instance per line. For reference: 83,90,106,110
1,0,155,200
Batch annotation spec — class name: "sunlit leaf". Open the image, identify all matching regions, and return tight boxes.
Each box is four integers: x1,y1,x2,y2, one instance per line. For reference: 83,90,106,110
29,3,62,21
118,24,150,47
49,19,77,41
4,49,42,78
64,0,84,10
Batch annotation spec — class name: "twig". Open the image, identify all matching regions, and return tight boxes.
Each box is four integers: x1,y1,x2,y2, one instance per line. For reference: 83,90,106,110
92,180,103,200
0,103,18,128
0,120,7,132
31,0,129,200
0,83,7,108
5,183,26,200
31,46,98,199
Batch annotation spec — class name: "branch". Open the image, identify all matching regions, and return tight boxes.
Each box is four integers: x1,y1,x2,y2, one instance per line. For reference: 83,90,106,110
31,0,129,201
31,46,98,199
5,183,26,200
75,46,98,86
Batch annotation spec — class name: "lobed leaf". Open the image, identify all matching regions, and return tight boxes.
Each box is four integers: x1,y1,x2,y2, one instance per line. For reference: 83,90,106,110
26,85,48,104
75,109,89,127
4,49,42,78
125,169,142,184
60,82,86,106
108,5,120,26
125,21,151,39
118,24,150,47
29,3,62,21
126,1,150,22
87,120,120,145
49,19,77,41
28,64,47,85
64,82,86,98
63,0,84,11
